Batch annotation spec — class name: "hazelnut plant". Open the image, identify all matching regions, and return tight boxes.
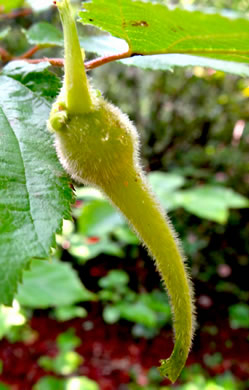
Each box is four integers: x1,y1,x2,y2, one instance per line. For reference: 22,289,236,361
0,0,249,384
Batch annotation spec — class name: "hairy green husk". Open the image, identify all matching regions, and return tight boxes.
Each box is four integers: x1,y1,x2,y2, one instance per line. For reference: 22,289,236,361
48,0,196,383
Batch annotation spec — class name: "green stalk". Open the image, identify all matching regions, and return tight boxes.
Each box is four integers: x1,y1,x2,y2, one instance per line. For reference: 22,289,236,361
57,0,92,114
102,170,195,383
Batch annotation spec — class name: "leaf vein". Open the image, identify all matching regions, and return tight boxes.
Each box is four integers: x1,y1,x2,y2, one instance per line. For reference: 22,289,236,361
0,104,47,255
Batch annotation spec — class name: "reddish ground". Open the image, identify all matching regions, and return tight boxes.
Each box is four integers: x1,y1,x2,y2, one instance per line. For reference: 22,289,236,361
0,302,248,390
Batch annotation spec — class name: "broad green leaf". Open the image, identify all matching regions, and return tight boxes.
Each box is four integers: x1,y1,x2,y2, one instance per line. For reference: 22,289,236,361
23,11,249,76
24,22,63,47
80,0,249,65
78,199,125,237
0,0,24,13
0,28,10,40
176,185,249,223
16,259,96,308
80,34,249,76
34,376,100,390
0,75,73,305
24,20,249,76
2,61,61,101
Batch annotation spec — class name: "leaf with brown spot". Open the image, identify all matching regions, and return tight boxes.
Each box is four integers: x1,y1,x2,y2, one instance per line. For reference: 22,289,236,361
80,0,249,64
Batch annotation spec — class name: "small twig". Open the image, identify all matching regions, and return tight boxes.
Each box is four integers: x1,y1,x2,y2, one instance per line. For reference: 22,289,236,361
16,45,40,59
85,50,132,70
23,57,64,67
19,50,134,69
1,45,44,64
0,7,32,19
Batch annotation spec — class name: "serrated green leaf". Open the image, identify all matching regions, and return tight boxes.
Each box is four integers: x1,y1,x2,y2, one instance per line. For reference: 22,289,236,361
16,259,96,308
0,0,24,13
2,61,61,101
80,0,249,67
24,22,63,47
0,75,73,305
176,185,249,223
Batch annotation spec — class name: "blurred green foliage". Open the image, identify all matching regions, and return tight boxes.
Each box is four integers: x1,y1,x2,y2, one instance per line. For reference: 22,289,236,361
35,329,100,390
38,329,83,375
98,270,171,336
229,303,249,329
34,376,99,390
129,365,244,389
